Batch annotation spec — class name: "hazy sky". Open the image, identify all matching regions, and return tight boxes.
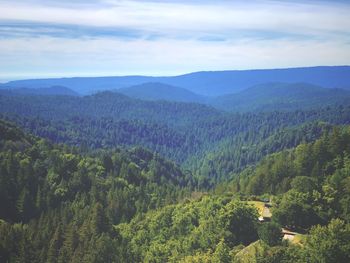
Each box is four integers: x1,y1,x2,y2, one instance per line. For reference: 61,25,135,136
0,0,349,80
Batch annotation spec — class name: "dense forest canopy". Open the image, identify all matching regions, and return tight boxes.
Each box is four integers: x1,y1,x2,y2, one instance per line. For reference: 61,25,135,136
1,120,349,262
1,90,350,186
1,0,350,257
1,78,350,262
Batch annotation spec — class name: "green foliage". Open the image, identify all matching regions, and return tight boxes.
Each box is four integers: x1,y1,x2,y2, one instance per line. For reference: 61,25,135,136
116,195,258,262
0,120,193,262
290,176,317,193
258,222,282,246
234,240,269,263
255,245,304,263
1,93,349,187
1,97,350,263
258,219,350,263
211,239,231,263
229,127,350,230
219,200,258,246
303,219,350,263
272,190,322,230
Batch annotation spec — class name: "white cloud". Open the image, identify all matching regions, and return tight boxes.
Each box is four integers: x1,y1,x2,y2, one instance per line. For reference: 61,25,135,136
0,35,349,79
0,0,349,38
0,0,349,78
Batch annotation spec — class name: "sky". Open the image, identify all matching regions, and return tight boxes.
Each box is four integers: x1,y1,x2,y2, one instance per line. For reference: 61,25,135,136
0,0,349,81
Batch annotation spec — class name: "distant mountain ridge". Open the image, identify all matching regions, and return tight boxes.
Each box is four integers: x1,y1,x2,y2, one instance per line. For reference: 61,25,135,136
115,81,350,112
1,66,350,96
2,81,349,113
117,82,207,103
0,85,79,96
211,82,350,112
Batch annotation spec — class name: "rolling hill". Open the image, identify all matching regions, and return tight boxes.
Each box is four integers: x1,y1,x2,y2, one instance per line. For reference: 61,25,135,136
117,82,207,103
210,83,350,112
1,66,350,96
1,88,350,186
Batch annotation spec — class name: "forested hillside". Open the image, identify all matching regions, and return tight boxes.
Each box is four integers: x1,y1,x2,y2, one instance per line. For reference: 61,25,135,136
117,82,206,103
1,109,350,263
121,126,350,262
0,120,194,262
211,83,350,112
112,126,350,262
1,0,349,260
189,121,335,186
2,120,349,262
1,91,350,186
1,85,350,262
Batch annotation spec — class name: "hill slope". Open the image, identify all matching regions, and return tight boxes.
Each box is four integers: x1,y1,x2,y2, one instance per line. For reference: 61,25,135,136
117,82,206,103
1,90,350,186
211,83,350,112
2,66,350,96
0,119,195,262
